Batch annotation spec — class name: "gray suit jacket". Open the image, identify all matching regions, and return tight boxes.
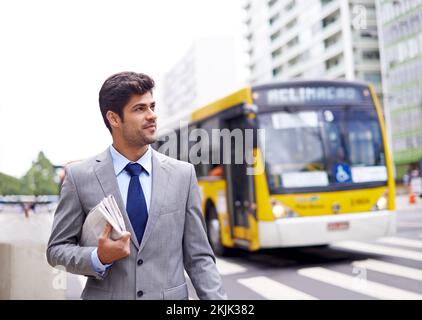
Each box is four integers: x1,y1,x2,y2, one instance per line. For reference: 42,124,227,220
46,148,227,300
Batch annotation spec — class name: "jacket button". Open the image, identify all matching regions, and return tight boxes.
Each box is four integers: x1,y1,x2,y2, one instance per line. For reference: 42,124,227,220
137,290,143,298
137,259,143,266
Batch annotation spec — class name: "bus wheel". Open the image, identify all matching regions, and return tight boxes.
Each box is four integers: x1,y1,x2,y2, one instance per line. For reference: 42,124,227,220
206,206,230,257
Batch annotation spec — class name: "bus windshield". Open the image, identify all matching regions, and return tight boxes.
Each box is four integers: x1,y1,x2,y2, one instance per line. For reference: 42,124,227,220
258,106,387,193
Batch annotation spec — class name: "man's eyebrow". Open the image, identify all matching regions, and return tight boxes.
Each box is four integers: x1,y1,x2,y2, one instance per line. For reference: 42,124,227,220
132,101,155,109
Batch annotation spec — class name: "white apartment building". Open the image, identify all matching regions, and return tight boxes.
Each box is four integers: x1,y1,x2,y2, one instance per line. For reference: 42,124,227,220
244,0,383,95
161,37,239,120
376,0,422,176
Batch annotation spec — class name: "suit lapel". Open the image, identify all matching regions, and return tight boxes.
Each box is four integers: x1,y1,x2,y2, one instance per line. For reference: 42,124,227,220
138,149,170,252
94,149,140,250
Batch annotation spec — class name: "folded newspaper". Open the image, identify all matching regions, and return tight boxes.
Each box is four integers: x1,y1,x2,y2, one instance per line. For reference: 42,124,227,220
80,195,127,247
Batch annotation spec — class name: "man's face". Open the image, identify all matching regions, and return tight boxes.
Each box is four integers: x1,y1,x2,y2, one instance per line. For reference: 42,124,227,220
118,92,157,147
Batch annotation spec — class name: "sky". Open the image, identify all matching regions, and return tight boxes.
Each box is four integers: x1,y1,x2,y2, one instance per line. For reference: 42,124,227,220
0,0,247,177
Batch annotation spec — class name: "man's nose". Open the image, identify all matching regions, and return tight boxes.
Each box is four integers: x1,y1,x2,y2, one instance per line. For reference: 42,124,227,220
146,107,157,120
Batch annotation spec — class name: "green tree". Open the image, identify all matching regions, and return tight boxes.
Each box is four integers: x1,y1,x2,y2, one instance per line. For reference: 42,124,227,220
21,151,59,195
0,172,22,195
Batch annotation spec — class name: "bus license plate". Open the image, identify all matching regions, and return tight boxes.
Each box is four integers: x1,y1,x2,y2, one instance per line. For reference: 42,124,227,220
327,221,350,231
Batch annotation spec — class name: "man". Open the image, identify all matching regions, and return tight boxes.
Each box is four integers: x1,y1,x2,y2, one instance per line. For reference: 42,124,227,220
47,72,227,300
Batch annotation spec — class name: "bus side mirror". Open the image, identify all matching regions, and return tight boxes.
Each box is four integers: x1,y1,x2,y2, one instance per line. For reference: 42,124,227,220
242,104,259,149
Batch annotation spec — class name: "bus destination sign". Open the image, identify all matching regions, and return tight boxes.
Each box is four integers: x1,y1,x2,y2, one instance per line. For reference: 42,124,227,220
259,86,369,106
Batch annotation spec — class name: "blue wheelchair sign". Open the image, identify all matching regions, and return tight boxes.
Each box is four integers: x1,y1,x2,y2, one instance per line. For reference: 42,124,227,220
333,164,352,183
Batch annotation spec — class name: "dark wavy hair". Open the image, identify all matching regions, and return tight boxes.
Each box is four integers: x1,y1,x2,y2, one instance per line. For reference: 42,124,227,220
99,71,155,133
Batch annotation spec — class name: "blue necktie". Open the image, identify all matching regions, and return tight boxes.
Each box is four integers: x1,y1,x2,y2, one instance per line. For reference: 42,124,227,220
124,163,148,245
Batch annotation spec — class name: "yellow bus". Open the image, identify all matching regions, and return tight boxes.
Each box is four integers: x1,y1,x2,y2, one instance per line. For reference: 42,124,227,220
154,80,396,255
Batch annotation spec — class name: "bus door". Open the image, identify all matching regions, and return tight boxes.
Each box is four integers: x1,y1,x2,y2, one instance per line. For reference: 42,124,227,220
223,115,255,246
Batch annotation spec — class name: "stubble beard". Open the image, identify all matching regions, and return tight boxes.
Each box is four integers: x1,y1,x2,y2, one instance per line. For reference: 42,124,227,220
124,129,156,148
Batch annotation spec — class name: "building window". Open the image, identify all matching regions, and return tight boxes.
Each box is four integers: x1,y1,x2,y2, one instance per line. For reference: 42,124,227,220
271,47,282,59
247,47,254,57
269,13,280,25
286,36,299,48
325,54,342,70
324,32,341,48
245,16,252,26
322,10,339,28
286,18,297,30
362,50,380,60
272,65,283,77
268,0,278,8
364,72,381,83
288,56,299,67
285,0,296,11
360,26,378,39
270,30,281,42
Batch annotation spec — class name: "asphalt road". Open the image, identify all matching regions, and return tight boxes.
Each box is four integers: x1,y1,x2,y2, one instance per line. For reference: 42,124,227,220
2,198,421,300
186,205,422,300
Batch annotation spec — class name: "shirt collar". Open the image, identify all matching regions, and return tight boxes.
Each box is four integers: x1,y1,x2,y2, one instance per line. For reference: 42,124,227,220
109,144,152,176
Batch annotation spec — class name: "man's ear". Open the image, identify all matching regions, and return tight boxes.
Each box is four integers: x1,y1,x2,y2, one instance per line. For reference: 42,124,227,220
106,110,121,129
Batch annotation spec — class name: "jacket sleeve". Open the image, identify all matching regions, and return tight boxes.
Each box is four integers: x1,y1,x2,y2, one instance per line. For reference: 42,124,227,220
46,165,104,279
182,164,227,300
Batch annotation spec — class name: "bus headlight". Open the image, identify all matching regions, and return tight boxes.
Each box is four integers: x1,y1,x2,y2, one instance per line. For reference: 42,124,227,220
271,199,298,219
272,204,286,219
373,193,388,211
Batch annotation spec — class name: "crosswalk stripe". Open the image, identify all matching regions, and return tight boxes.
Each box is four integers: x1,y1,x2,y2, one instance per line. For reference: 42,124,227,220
238,276,317,300
377,237,422,249
352,259,422,281
331,241,422,262
216,259,247,275
298,267,422,300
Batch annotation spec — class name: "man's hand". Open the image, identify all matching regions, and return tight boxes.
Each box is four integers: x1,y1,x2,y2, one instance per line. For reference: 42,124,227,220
97,223,131,264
